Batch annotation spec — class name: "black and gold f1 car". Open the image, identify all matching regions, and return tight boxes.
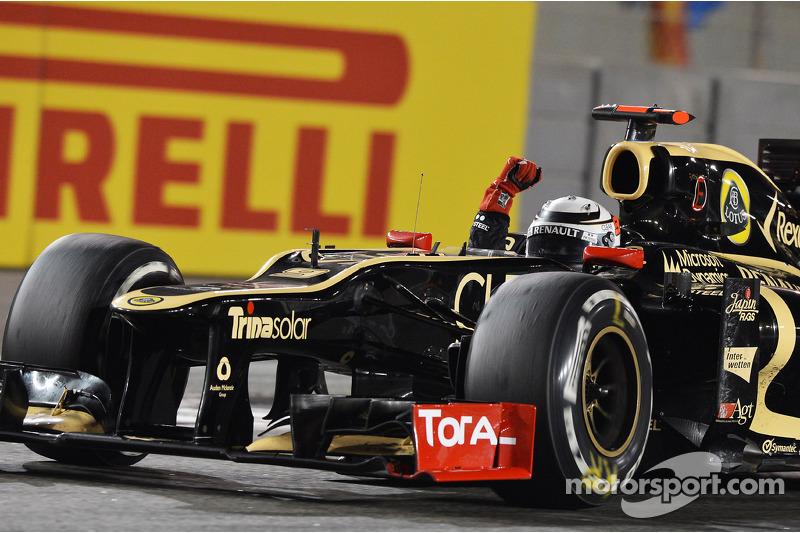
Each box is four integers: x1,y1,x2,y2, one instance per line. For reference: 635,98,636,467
3,105,800,508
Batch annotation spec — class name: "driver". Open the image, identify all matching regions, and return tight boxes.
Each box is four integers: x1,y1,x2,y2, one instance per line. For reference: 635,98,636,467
469,157,620,268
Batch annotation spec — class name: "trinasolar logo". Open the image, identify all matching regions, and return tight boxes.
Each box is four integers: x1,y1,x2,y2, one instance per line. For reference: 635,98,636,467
228,305,311,340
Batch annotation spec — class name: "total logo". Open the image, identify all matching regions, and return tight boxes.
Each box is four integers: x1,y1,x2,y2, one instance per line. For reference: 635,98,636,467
416,408,515,448
229,302,311,340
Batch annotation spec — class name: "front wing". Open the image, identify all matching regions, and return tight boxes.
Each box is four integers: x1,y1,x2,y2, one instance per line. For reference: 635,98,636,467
0,364,535,482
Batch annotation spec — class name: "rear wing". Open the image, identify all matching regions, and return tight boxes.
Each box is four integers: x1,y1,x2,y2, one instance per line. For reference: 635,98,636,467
758,138,800,206
592,104,694,141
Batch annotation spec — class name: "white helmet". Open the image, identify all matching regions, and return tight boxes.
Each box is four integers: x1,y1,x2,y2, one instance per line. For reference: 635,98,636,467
526,196,620,266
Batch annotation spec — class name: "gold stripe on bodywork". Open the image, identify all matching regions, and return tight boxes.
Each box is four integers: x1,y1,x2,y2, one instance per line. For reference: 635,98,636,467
24,406,104,434
246,432,415,456
750,287,800,438
710,252,800,279
113,251,500,312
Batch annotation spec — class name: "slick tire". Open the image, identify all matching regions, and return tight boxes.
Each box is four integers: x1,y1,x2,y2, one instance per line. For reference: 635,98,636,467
2,233,185,466
464,272,652,508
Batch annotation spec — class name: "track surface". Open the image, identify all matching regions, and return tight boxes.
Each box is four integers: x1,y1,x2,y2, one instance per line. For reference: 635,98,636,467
1,268,799,531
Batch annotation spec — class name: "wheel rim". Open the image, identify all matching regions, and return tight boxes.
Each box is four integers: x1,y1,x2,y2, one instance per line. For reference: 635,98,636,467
581,326,641,458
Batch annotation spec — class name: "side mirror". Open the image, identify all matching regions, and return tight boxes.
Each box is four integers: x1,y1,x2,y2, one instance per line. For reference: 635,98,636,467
386,230,433,251
583,246,644,269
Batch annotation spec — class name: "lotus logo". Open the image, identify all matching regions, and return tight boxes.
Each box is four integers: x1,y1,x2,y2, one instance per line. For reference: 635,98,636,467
720,169,751,246
127,296,164,306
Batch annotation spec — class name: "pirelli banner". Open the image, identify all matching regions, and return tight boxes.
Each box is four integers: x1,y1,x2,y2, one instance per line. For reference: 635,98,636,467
0,2,535,276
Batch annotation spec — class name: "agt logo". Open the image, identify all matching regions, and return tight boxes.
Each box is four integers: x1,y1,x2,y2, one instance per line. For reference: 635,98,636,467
718,399,754,426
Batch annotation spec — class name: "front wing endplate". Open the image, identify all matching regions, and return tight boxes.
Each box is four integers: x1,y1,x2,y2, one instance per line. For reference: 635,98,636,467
403,402,536,482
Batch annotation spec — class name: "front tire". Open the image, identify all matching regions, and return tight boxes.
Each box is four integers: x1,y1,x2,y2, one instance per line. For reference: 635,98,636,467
464,272,652,507
2,233,185,466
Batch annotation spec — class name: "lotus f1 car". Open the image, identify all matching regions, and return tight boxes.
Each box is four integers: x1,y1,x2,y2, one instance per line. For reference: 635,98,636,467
3,104,800,507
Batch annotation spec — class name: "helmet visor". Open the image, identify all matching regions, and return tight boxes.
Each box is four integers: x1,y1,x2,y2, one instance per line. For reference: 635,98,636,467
526,233,591,263
525,223,614,264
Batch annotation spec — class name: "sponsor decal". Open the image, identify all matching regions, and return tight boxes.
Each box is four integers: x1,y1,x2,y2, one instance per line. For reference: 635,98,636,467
762,438,799,456
229,303,311,340
662,250,727,284
725,292,758,322
775,210,800,250
718,402,735,419
270,267,330,279
127,296,164,306
216,357,231,381
472,213,490,232
453,271,519,327
692,286,724,296
531,224,596,243
209,356,234,397
209,383,235,398
416,409,503,448
411,403,535,481
736,264,800,291
723,347,758,382
720,169,751,245
497,191,511,209
717,399,754,425
757,192,800,254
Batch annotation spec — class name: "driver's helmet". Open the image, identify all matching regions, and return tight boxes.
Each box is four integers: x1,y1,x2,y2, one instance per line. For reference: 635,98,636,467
526,196,620,266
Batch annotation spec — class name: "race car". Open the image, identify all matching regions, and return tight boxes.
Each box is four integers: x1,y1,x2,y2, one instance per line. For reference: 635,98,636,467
2,104,800,508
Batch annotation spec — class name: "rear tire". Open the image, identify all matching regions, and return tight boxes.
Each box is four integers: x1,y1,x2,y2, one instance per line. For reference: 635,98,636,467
2,233,184,466
464,272,652,507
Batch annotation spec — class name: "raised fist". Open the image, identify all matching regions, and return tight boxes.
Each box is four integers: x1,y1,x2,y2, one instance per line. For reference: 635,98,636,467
479,157,541,215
